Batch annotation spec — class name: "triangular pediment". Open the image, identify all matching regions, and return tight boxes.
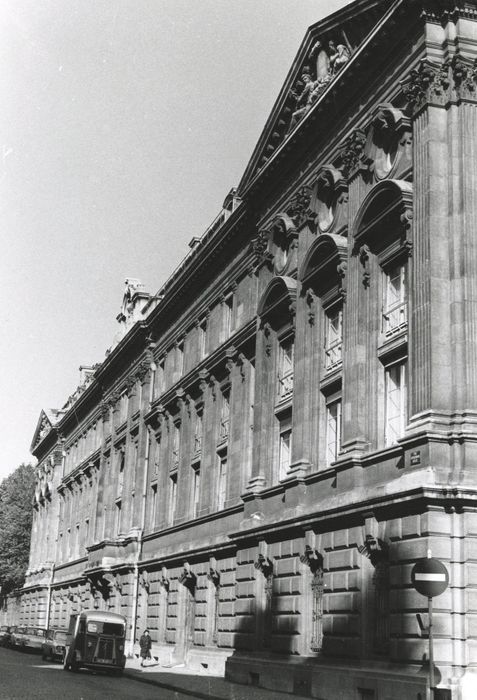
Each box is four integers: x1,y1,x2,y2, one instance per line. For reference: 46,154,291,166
30,408,60,453
237,0,395,193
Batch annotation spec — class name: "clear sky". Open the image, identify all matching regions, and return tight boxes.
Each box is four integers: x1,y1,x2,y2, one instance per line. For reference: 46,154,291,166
0,0,351,482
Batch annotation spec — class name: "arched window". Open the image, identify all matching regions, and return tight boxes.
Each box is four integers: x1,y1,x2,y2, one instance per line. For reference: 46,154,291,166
257,276,297,483
299,234,347,466
352,179,412,448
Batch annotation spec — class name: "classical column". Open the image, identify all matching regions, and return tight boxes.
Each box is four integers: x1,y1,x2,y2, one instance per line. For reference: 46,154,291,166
340,131,374,456
225,347,253,502
94,399,111,542
247,322,276,493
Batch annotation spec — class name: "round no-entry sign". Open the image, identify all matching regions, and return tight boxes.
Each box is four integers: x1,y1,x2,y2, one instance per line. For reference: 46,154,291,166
411,557,449,598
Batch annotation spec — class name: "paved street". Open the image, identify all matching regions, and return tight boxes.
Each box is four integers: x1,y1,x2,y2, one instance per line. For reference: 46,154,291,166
0,646,191,700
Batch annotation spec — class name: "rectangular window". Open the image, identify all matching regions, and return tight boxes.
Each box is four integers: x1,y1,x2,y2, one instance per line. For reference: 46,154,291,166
150,484,157,530
224,294,234,338
279,414,292,480
385,361,407,446
117,450,125,497
177,340,184,376
152,436,161,479
191,466,200,518
194,413,203,455
154,357,166,399
172,424,180,468
168,474,177,525
324,306,343,370
199,318,207,359
326,398,342,466
217,455,227,510
278,338,294,399
119,392,128,424
115,501,122,536
383,264,407,336
219,392,230,441
84,519,90,548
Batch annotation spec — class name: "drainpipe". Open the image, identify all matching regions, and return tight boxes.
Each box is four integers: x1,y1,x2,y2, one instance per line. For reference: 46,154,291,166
45,564,55,630
128,415,151,657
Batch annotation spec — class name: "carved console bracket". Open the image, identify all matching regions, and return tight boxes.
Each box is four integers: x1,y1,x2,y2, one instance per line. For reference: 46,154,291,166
139,570,150,593
254,553,274,578
300,545,324,574
179,562,197,592
160,566,170,592
207,557,220,586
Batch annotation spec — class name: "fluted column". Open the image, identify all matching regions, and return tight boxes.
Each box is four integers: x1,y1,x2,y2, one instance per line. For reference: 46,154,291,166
340,162,373,456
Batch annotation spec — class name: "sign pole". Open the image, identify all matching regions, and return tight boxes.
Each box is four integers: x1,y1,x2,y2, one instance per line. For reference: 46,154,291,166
428,596,434,700
411,553,449,700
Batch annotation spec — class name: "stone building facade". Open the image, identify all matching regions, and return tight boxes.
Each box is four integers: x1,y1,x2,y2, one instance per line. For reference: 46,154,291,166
14,1,477,697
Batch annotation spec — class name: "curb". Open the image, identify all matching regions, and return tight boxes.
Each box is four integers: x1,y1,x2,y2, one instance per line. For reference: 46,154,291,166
122,669,225,700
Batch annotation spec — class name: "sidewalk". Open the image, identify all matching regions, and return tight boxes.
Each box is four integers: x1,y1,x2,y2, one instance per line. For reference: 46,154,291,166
123,656,308,700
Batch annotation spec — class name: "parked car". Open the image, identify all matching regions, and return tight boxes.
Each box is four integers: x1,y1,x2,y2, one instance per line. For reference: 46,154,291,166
63,610,126,675
0,625,12,647
10,626,26,649
23,627,46,652
42,629,68,661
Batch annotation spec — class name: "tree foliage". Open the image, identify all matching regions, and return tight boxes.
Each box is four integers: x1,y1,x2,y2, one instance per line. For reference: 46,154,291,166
0,463,36,595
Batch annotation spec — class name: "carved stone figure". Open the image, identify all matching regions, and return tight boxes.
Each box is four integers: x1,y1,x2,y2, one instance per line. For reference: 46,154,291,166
309,39,330,80
328,41,350,75
289,73,319,131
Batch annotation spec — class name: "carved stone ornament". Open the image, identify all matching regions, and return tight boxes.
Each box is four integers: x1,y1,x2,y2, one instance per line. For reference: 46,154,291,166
286,186,314,229
179,562,197,591
359,243,371,289
364,105,412,181
452,56,477,99
126,375,136,396
108,390,121,410
250,230,273,267
340,129,367,177
207,567,220,586
300,545,323,574
100,400,110,421
160,566,170,591
305,288,316,326
254,553,274,578
262,321,273,357
136,360,150,384
336,260,348,301
358,534,388,567
310,165,348,234
400,59,450,114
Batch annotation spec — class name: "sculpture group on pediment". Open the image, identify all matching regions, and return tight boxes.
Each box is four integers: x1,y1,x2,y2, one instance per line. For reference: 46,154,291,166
288,38,351,134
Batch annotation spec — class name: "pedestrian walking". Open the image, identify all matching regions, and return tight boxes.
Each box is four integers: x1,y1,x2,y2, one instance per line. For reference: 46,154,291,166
139,629,152,667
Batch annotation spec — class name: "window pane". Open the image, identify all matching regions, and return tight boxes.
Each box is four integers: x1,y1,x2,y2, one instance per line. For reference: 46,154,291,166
326,399,341,465
325,307,343,369
385,363,407,446
383,265,407,335
279,428,292,480
217,456,227,509
278,339,294,398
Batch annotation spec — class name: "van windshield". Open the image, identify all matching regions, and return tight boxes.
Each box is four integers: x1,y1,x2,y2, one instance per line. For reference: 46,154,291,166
86,621,124,636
